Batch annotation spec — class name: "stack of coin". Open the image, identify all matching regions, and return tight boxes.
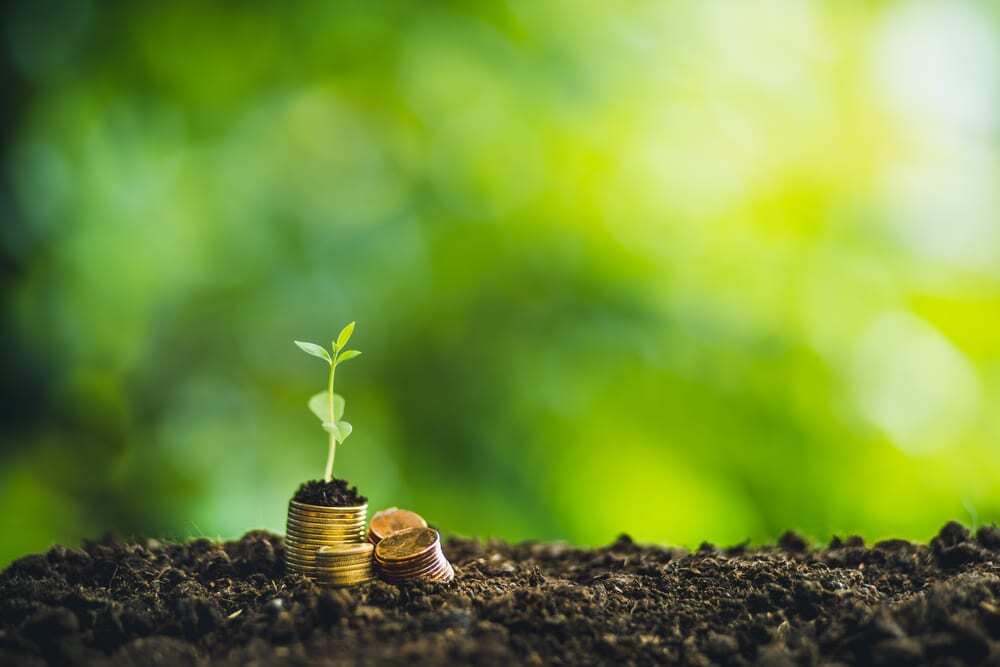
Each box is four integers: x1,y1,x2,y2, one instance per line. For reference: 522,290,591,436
374,527,454,584
284,500,367,580
367,507,428,545
313,543,375,587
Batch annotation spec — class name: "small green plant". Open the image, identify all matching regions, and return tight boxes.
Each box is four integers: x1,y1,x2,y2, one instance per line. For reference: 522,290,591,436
295,322,362,483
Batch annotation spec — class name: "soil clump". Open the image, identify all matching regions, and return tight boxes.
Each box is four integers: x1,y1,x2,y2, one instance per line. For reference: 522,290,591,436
291,478,366,507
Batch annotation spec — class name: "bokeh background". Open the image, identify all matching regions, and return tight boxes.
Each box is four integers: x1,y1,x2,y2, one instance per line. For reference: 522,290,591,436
3,0,1000,566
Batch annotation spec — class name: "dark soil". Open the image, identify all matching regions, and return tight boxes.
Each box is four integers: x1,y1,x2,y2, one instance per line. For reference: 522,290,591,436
291,478,366,507
3,522,1000,666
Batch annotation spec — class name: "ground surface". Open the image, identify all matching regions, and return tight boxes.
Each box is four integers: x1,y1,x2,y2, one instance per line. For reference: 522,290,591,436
2,522,1000,665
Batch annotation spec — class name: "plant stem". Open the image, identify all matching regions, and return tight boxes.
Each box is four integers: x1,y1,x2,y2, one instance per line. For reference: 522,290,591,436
324,353,337,482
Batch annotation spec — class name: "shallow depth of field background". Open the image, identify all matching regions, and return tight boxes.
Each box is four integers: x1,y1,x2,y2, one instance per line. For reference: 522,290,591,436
2,0,1000,566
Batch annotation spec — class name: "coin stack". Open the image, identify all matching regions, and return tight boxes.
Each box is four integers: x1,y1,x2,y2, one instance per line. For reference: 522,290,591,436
367,507,428,545
284,500,367,580
313,543,375,587
374,527,454,584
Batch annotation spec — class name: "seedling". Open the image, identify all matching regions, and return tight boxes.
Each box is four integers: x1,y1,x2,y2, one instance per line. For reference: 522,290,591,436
295,322,363,483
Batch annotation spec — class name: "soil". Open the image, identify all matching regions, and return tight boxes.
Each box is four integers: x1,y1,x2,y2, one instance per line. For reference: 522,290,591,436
3,522,1000,666
291,479,367,507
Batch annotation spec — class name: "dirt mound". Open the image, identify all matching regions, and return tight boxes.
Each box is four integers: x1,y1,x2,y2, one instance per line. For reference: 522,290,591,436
3,522,1000,665
291,478,367,507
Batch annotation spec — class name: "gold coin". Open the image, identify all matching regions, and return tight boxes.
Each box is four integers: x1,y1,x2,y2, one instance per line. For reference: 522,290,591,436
289,500,367,515
317,577,374,587
285,514,365,528
287,526,368,538
285,563,371,575
286,533,366,544
376,548,440,570
285,526,365,538
285,540,365,553
312,563,372,574
313,567,374,578
317,543,374,557
286,515,367,528
316,567,373,577
399,562,454,583
287,507,366,519
313,569,373,578
283,550,372,565
286,526,365,537
287,542,372,555
375,528,439,562
378,557,442,579
286,564,371,575
368,508,428,543
377,558,438,574
285,531,366,543
317,578,374,586
285,544,365,557
285,526,367,538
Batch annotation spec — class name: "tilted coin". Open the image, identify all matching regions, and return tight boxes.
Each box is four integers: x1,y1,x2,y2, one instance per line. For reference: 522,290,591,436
374,527,439,562
378,558,442,578
368,508,428,543
379,562,445,581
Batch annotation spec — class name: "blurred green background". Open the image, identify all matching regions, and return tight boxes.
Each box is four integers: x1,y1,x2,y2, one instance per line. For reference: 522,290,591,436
3,0,1000,566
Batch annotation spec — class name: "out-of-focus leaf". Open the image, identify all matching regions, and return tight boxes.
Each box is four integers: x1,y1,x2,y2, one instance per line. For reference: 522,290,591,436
309,392,345,421
322,420,353,443
336,349,362,365
295,341,331,364
335,322,355,350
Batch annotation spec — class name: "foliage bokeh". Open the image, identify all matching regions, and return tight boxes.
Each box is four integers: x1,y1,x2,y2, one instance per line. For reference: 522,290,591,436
3,0,1000,565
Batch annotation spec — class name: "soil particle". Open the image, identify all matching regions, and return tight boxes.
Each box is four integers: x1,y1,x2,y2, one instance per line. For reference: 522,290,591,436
3,523,1000,665
291,479,367,507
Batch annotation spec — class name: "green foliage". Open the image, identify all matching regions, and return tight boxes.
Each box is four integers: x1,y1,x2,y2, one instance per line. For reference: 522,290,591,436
296,323,361,481
309,392,344,421
337,350,362,364
335,322,356,351
294,341,332,364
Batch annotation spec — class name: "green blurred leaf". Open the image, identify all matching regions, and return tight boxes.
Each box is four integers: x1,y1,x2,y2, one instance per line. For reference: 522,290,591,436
322,420,352,443
336,349,362,365
336,420,352,442
295,340,331,364
335,321,355,350
308,391,345,421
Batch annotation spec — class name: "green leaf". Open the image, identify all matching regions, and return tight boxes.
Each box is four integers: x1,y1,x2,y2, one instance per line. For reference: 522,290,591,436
335,321,355,350
336,349,362,365
309,392,345,421
294,340,331,364
336,420,352,442
322,420,353,443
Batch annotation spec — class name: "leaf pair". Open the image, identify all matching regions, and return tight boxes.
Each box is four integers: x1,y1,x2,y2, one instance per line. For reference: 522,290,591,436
309,391,352,443
294,340,362,367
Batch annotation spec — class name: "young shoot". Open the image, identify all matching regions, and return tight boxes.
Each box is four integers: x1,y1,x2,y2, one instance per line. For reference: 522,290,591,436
294,321,363,483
